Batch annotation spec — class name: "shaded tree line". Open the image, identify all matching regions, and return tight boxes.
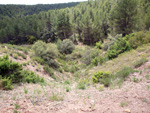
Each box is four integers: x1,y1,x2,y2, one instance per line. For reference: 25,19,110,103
0,0,150,45
0,2,80,18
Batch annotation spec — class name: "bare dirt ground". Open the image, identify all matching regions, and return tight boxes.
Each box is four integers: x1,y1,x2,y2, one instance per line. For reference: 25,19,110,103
0,54,150,113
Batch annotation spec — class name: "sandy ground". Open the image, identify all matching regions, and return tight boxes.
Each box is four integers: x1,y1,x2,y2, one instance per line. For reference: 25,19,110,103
0,60,150,113
0,49,150,113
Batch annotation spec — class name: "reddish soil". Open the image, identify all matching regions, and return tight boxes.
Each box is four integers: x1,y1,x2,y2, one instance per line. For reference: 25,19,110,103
0,52,150,113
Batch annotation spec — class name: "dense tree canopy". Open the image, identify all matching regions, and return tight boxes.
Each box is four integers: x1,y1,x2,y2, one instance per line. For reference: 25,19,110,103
0,0,149,45
0,3,80,17
111,0,137,36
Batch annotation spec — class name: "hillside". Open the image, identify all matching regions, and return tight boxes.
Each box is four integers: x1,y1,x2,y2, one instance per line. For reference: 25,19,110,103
0,2,80,17
0,0,150,112
0,43,150,112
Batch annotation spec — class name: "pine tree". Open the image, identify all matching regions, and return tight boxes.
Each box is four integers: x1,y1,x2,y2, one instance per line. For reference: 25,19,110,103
112,0,137,36
57,10,72,40
141,0,150,29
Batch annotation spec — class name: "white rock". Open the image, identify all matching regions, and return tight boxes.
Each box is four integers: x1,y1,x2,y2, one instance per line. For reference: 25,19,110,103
124,109,131,113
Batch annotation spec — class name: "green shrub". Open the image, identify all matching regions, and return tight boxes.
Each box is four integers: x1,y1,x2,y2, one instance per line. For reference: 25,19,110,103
32,41,58,68
42,44,58,61
51,74,56,80
92,71,111,87
13,53,18,59
21,54,27,59
98,85,104,91
113,67,135,79
22,70,44,83
66,86,70,92
57,39,75,54
102,43,109,51
1,78,13,90
95,41,102,49
133,77,139,83
64,80,70,84
0,55,23,90
58,53,67,60
107,38,131,59
82,48,100,65
129,31,150,49
123,33,134,41
63,65,69,72
58,68,63,73
32,40,47,57
71,52,82,59
15,52,27,59
77,80,86,90
134,57,148,68
32,56,45,65
14,109,18,113
91,57,99,66
24,87,28,94
28,35,36,44
102,34,123,51
47,59,59,69
98,56,105,65
50,93,63,101
92,56,105,66
70,65,78,73
0,55,23,83
23,49,28,54
145,75,150,80
120,102,128,107
43,65,54,76
0,55,44,90
9,53,13,56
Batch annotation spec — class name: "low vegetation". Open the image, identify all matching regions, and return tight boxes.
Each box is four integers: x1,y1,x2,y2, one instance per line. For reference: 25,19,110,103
0,55,44,90
77,80,86,90
134,57,148,68
120,102,128,107
92,71,111,87
0,0,150,112
82,48,100,65
92,66,137,87
129,31,150,49
50,93,64,102
0,29,150,91
57,39,75,54
106,37,131,59
32,41,59,69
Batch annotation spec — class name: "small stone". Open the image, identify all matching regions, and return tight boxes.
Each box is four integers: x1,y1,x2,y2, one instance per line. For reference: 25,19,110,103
91,100,95,104
124,109,131,113
74,108,78,110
